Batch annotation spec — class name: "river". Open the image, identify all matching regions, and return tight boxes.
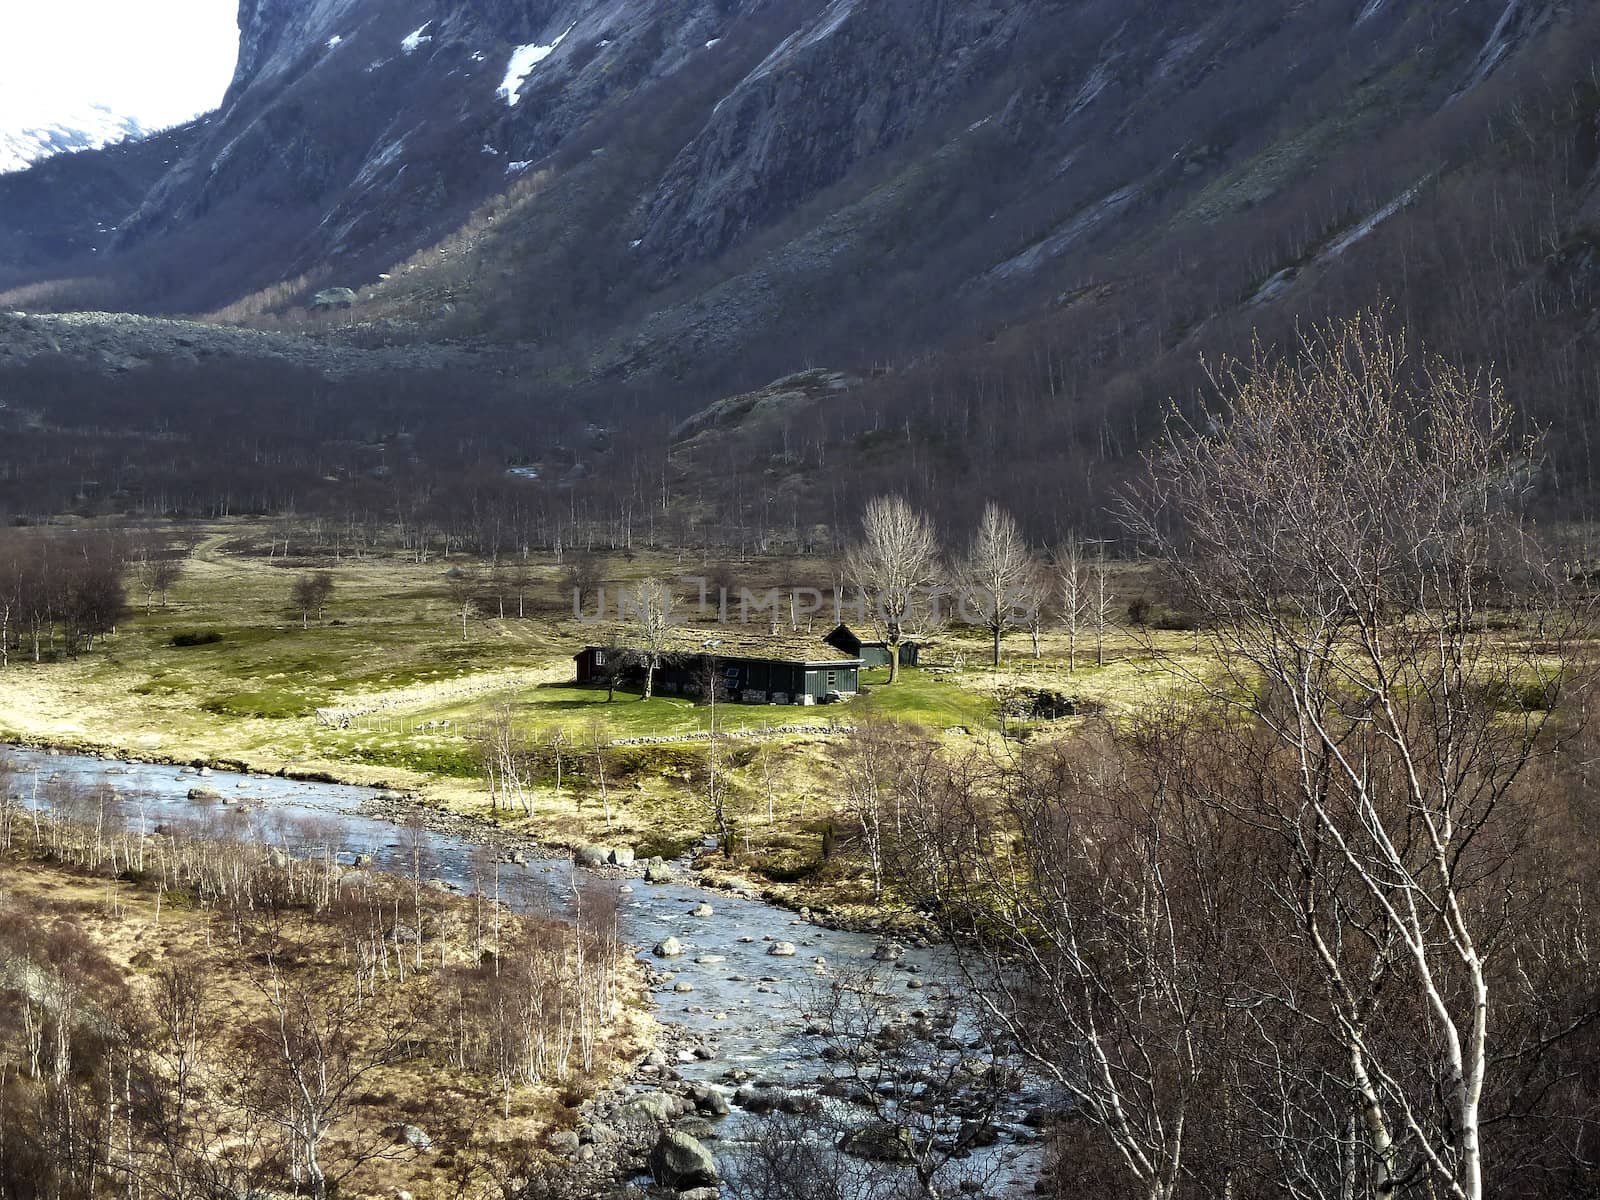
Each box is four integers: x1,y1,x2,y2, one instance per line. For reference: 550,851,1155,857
2,746,1045,1193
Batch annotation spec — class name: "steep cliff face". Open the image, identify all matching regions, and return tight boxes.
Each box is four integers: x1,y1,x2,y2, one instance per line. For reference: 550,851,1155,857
0,0,1581,354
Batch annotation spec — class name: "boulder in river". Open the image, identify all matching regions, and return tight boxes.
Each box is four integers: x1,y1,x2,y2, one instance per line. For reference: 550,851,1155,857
610,846,635,867
576,844,612,868
644,859,675,883
691,902,714,918
654,937,685,958
767,941,797,957
649,1130,717,1188
187,787,221,801
691,1084,731,1116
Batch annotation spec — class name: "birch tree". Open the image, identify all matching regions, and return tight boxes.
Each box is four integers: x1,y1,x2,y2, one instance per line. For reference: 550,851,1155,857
1125,312,1594,1200
963,502,1034,667
1090,542,1115,668
845,496,942,683
624,576,674,699
1055,534,1091,673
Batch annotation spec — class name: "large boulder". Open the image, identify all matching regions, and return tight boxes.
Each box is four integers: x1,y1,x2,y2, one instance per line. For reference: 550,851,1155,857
310,287,357,310
691,1084,731,1116
767,941,797,957
644,859,674,883
649,1131,717,1189
575,844,612,868
654,937,684,958
187,787,222,801
609,846,636,867
622,1091,676,1124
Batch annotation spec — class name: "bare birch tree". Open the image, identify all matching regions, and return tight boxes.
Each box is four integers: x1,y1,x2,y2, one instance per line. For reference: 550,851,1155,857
963,502,1034,667
845,496,942,684
1056,534,1091,673
1124,311,1594,1200
624,577,674,699
1090,543,1115,668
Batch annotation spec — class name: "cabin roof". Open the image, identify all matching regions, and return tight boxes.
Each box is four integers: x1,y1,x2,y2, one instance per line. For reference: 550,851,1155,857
576,625,863,667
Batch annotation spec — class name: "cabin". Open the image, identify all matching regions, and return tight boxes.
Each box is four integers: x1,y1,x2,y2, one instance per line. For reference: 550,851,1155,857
823,624,919,669
575,636,863,705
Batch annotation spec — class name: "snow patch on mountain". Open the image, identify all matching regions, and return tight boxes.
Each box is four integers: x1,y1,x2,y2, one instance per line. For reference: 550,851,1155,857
401,22,432,54
499,24,577,105
0,105,147,175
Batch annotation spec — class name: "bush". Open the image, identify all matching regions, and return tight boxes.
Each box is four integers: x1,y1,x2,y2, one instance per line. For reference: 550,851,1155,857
172,630,225,647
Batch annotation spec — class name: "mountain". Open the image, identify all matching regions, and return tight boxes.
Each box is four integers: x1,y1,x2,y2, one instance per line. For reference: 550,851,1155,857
3,0,1600,540
0,105,148,176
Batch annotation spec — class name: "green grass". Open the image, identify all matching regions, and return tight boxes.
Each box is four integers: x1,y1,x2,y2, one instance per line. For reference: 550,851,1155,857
201,689,319,719
853,668,997,731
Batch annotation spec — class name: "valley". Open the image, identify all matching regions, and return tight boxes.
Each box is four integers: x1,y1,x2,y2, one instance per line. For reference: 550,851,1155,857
5,1,1600,1197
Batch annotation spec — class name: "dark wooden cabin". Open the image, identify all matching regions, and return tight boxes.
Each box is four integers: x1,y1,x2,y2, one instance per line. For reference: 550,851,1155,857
575,641,862,705
823,624,919,669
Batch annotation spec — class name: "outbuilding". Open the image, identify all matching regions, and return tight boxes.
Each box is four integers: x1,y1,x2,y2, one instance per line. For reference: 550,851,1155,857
823,624,919,669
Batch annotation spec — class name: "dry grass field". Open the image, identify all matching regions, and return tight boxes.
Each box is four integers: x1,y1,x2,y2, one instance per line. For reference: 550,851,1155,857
0,522,1210,892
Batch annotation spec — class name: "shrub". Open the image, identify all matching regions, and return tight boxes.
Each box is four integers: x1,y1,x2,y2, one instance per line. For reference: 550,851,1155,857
172,630,224,647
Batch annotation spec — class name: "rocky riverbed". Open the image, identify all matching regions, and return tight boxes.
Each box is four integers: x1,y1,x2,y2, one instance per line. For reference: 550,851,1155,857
3,745,1047,1197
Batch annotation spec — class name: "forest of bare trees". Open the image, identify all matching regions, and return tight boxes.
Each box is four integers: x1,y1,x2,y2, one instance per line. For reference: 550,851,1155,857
808,316,1600,1200
0,768,628,1200
0,530,130,664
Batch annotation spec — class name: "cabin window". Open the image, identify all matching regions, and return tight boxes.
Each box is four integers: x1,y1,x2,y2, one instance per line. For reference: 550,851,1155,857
593,650,605,666
826,671,838,689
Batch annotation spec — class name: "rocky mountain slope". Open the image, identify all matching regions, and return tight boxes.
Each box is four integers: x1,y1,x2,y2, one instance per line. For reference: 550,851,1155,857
0,2,1568,330
3,0,1600,536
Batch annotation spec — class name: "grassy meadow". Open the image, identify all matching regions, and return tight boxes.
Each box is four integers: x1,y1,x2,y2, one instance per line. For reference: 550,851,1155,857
0,521,1208,903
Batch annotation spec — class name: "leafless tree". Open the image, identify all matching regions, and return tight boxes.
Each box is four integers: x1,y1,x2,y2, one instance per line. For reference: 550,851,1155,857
845,496,943,684
623,577,674,700
446,569,478,640
238,954,416,1200
890,719,1251,1200
563,553,604,616
1090,542,1115,668
962,502,1034,667
834,722,899,900
585,714,613,827
291,571,335,629
478,703,532,815
698,650,736,855
1124,311,1596,1200
1055,534,1091,673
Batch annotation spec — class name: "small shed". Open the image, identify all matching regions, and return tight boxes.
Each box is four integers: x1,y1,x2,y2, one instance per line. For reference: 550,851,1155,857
823,624,919,669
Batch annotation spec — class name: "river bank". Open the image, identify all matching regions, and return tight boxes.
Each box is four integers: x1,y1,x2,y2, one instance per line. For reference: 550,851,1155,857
3,744,1045,1195
3,731,936,940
